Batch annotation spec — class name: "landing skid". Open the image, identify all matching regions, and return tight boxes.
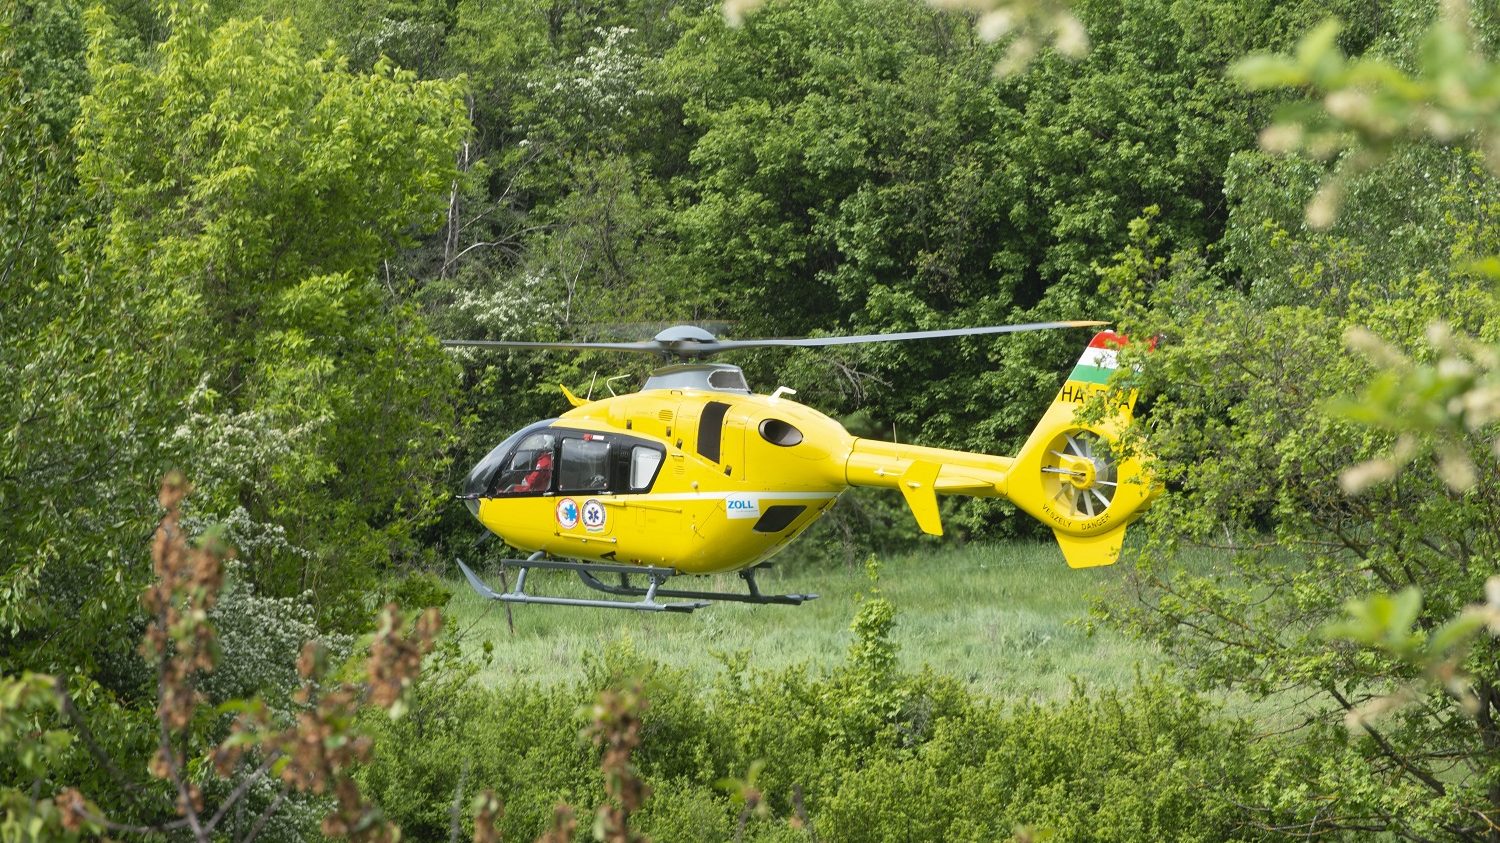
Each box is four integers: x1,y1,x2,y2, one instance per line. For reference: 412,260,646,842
456,554,818,613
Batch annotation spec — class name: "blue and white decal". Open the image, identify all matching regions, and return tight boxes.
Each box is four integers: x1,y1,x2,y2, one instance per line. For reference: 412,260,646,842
725,494,761,520
582,499,608,532
556,498,579,530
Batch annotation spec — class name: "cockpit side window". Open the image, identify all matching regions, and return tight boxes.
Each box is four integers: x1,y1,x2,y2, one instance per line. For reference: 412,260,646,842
493,433,556,495
629,446,664,491
559,437,611,492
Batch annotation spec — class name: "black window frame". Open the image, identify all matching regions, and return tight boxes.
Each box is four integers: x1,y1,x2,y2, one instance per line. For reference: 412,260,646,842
533,430,668,496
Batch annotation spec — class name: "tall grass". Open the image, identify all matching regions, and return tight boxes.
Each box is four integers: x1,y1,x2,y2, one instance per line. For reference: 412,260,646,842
445,542,1164,699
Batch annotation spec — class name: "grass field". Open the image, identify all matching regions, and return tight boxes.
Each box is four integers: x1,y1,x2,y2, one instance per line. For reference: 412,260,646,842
445,543,1163,700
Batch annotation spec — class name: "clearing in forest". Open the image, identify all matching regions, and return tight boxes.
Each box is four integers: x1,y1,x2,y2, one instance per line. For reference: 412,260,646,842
447,543,1162,698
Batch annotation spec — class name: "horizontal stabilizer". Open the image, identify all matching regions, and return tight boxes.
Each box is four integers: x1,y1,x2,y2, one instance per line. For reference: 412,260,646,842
1052,525,1127,569
899,459,944,536
934,473,995,493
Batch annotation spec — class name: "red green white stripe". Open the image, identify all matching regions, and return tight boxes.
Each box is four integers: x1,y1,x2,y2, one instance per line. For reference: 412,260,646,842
1067,331,1127,385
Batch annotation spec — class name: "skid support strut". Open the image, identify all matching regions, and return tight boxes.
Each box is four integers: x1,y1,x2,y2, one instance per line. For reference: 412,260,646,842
575,564,817,606
456,556,817,613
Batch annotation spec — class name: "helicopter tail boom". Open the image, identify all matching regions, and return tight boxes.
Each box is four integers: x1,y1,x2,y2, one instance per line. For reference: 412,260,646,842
844,441,1013,536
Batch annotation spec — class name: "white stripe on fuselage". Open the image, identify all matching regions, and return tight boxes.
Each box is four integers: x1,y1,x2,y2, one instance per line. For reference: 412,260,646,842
631,491,839,503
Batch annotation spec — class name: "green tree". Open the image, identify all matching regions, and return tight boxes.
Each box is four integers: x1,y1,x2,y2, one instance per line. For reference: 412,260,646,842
1094,3,1500,836
1098,140,1500,843
74,3,468,626
0,0,186,682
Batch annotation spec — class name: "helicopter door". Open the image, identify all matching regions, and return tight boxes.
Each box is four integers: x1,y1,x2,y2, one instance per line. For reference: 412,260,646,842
558,436,611,494
557,434,615,537
692,400,745,479
720,409,746,480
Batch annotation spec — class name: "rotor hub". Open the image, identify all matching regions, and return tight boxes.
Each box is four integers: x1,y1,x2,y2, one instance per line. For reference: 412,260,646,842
1054,453,1096,489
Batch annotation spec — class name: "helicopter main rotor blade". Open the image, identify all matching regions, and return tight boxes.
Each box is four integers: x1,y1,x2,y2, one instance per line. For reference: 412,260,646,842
440,339,663,352
441,320,1107,359
705,320,1107,351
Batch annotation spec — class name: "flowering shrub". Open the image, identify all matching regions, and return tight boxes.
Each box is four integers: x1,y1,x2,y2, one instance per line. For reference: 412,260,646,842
205,567,354,707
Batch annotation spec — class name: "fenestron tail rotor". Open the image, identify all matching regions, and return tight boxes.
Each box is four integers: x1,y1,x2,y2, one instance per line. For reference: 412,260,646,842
1040,430,1118,519
442,320,1107,360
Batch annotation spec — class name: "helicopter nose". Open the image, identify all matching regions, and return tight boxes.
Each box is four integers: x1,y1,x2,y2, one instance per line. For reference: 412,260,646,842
462,441,511,517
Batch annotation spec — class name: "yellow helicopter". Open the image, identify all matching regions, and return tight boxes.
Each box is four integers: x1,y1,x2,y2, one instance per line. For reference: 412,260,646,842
449,323,1157,612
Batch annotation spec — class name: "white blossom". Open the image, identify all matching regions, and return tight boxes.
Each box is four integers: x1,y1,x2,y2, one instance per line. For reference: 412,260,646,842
203,562,354,709
530,27,649,122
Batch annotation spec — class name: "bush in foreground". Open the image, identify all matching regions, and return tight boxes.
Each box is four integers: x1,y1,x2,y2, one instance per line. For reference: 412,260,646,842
360,595,1284,842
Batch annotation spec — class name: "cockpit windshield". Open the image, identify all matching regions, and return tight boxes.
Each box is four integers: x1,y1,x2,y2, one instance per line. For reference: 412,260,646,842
462,419,557,498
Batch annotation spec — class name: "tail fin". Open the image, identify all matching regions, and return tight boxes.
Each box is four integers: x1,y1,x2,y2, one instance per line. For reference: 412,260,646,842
1008,330,1157,568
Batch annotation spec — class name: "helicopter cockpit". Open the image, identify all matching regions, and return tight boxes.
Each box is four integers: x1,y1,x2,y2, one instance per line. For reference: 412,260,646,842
461,420,554,512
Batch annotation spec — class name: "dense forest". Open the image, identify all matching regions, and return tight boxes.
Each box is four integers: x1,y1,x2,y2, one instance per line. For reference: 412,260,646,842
6,0,1500,838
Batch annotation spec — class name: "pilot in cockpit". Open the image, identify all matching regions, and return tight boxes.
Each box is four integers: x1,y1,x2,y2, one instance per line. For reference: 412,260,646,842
515,449,552,493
